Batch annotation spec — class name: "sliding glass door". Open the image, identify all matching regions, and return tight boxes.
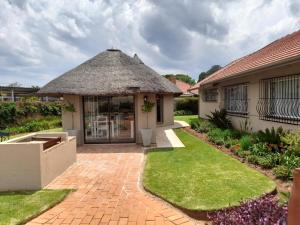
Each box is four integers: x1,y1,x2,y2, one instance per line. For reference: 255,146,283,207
83,96,135,144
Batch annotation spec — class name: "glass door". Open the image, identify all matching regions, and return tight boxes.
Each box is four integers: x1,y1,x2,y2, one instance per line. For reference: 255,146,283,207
83,96,135,143
83,96,110,143
110,96,135,143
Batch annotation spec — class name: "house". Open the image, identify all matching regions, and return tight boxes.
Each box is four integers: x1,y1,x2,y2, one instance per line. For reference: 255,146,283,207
195,30,300,132
167,76,198,97
38,49,181,145
0,86,38,102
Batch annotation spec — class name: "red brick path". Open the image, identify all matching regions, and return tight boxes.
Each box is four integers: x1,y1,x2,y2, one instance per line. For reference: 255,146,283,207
26,145,206,225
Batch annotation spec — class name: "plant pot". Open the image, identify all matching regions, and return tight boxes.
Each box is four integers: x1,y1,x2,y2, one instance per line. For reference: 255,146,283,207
140,128,153,147
66,129,79,145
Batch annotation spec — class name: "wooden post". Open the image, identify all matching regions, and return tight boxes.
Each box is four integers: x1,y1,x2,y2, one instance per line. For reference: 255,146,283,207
288,168,300,225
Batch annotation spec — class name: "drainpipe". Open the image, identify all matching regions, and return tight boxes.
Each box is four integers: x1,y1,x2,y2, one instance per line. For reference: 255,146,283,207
288,168,300,225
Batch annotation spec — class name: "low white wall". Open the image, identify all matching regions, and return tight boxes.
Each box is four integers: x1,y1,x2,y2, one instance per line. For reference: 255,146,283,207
0,143,42,190
0,133,76,191
40,137,76,187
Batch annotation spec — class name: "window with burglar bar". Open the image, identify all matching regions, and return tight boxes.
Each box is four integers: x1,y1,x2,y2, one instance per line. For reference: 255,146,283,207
203,88,218,102
224,84,248,115
256,74,300,124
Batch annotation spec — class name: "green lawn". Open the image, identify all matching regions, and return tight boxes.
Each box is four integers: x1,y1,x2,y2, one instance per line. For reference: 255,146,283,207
143,129,276,211
0,189,71,225
174,115,199,125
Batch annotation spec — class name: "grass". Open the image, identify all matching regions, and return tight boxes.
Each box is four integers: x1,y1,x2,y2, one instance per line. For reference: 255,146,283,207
143,128,276,211
0,189,72,225
174,115,199,125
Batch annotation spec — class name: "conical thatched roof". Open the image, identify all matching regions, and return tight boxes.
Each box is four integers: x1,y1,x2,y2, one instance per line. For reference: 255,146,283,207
38,49,181,96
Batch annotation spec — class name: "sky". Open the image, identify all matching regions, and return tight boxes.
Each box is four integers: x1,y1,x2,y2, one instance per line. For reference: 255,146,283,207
0,0,300,87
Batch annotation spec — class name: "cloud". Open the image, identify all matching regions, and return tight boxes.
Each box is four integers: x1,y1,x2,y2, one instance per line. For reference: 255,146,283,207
0,0,299,86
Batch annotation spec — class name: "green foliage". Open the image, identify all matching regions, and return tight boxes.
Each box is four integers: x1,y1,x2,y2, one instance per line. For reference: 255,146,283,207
281,129,300,156
198,65,222,82
2,117,61,135
0,101,61,129
257,156,276,169
164,74,195,85
240,135,253,151
174,110,193,116
206,109,232,129
256,127,284,145
191,119,214,133
250,143,269,157
207,128,238,145
273,166,291,180
279,153,300,170
175,97,198,115
246,155,259,164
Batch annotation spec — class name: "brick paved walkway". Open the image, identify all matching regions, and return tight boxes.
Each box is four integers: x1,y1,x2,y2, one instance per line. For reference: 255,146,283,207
26,145,206,225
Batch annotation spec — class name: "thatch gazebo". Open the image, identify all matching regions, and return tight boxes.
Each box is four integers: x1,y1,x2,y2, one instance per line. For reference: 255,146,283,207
38,49,181,145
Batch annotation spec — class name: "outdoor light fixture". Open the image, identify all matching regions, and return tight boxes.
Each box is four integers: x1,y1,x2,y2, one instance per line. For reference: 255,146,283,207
144,95,148,102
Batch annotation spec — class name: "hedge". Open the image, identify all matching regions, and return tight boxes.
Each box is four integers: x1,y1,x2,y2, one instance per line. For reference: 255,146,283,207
0,101,61,129
174,97,198,115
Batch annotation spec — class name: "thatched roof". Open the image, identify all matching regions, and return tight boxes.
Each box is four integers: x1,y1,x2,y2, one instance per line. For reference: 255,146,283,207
38,49,181,96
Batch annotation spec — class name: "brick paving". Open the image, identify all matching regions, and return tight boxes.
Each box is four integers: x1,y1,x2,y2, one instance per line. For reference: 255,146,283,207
26,145,206,225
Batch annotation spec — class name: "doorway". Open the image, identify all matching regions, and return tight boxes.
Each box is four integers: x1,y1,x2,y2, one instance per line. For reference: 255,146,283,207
83,96,135,143
156,95,164,124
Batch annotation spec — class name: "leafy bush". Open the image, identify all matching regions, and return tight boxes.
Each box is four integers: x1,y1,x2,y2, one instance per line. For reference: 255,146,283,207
255,127,285,152
273,165,291,180
280,153,300,170
2,117,61,135
281,129,300,156
246,155,259,164
206,109,232,129
175,97,198,115
240,135,253,151
239,118,252,134
209,194,287,225
191,119,213,133
250,143,269,157
224,139,239,148
0,101,62,129
257,156,276,169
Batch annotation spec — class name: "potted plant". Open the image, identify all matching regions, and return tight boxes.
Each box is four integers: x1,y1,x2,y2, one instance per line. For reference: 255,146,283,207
62,101,78,139
140,97,155,146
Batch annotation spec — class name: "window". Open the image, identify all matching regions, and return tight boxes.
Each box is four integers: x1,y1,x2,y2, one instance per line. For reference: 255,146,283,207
224,84,248,115
257,74,300,124
203,88,218,102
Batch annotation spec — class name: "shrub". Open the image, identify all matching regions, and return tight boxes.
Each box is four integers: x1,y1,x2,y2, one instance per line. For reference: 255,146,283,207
236,150,251,158
224,139,239,148
206,109,232,129
191,119,213,133
281,129,300,156
256,127,285,152
257,156,275,169
246,155,259,164
273,165,291,180
175,97,198,114
208,194,287,225
174,110,193,116
207,128,225,144
250,143,269,157
3,117,61,135
280,153,300,170
240,135,253,151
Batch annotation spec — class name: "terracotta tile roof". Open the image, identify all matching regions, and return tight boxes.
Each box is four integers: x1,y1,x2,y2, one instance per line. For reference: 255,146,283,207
175,79,192,93
201,30,300,85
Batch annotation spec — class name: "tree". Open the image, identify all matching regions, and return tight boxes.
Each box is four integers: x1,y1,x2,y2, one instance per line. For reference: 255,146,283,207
198,65,222,82
163,74,195,85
